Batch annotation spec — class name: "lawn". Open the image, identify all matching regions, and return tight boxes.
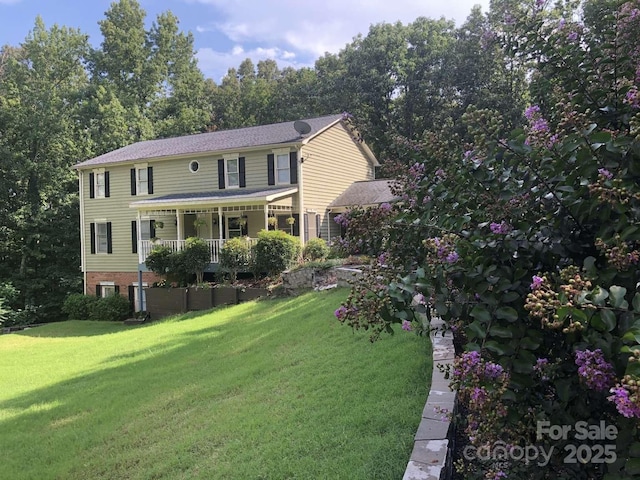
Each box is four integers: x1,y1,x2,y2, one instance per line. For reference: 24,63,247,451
0,289,431,480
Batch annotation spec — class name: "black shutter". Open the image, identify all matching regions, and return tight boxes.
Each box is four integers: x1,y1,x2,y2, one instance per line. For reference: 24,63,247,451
267,154,275,185
90,223,96,254
218,159,225,189
292,213,300,237
316,214,321,238
131,168,137,195
222,216,226,239
131,221,138,253
239,157,246,188
106,222,113,254
115,285,120,294
241,219,248,236
89,173,95,198
150,220,156,238
95,284,102,297
128,285,135,311
147,166,154,194
105,171,110,198
289,152,298,184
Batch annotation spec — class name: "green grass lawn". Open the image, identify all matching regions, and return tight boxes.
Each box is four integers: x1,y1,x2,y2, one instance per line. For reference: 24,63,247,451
0,289,431,480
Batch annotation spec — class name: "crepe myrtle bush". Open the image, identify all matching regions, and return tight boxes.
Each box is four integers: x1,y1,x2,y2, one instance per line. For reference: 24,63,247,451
335,2,640,477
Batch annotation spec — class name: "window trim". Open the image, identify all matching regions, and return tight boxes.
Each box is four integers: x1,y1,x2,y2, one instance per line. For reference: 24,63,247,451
136,165,149,195
99,281,116,298
275,153,291,185
96,222,109,254
225,157,240,189
94,169,106,198
226,216,243,238
189,160,200,173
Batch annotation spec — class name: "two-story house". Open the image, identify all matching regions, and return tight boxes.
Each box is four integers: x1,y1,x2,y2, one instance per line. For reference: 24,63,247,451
74,114,378,309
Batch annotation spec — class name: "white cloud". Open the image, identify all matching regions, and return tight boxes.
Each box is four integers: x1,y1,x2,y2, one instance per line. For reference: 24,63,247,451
189,0,490,57
196,45,305,83
189,0,490,80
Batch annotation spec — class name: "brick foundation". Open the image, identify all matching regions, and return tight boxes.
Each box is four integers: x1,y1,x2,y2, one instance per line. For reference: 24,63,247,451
85,271,163,296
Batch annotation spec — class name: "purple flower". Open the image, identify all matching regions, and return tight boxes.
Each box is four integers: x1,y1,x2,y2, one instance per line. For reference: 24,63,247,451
379,202,392,212
471,387,487,406
490,221,510,234
445,251,459,264
435,168,446,179
484,362,504,379
608,385,640,418
493,472,508,480
414,293,426,305
524,105,540,120
530,275,544,290
598,168,613,180
575,349,616,392
377,252,388,265
402,320,412,331
567,31,578,41
334,306,348,319
558,18,566,28
530,117,549,134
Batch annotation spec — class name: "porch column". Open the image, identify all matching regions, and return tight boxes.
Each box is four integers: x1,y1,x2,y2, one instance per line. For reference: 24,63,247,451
264,204,269,231
217,207,223,240
176,209,182,242
327,209,331,244
137,210,142,264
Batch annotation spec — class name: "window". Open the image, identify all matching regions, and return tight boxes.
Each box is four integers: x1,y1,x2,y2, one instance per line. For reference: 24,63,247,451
227,216,244,238
189,160,199,173
131,220,155,253
89,170,109,198
226,158,239,188
131,166,153,195
140,220,152,240
96,223,109,253
91,222,112,254
137,167,148,195
96,282,117,298
276,154,290,184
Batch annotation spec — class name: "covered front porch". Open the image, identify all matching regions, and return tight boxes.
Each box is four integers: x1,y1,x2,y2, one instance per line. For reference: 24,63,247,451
130,187,299,265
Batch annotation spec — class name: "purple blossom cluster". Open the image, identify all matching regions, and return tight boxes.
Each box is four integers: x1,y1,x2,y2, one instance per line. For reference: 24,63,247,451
624,88,640,109
333,213,349,228
453,350,481,377
490,221,511,234
530,275,544,290
534,357,550,380
334,305,357,320
401,320,412,331
524,105,540,120
379,202,392,212
598,168,613,180
430,237,460,264
608,385,640,418
575,349,616,392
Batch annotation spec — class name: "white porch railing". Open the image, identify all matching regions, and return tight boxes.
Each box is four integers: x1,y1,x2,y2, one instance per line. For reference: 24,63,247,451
139,238,258,264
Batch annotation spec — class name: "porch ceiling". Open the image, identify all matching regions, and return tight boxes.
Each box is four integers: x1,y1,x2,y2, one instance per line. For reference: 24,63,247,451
129,186,297,212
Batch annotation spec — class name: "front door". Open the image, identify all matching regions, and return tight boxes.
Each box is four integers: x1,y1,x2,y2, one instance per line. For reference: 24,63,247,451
184,214,197,238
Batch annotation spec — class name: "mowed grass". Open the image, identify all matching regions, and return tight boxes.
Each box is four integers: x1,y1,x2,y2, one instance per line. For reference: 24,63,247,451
0,289,431,480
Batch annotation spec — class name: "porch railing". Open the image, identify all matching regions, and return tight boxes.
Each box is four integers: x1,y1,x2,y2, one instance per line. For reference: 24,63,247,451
139,238,258,264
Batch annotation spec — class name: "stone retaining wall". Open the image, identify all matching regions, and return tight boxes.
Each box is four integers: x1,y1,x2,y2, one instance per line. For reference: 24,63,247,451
403,316,457,480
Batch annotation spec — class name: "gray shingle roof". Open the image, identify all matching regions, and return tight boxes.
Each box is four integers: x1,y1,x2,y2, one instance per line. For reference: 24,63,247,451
75,114,343,169
129,186,297,208
328,180,396,208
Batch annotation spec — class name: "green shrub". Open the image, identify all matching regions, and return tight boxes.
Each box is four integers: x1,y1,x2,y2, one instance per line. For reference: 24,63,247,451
253,230,301,277
219,237,252,282
62,293,99,320
145,245,173,276
90,294,131,322
303,238,330,261
182,237,211,284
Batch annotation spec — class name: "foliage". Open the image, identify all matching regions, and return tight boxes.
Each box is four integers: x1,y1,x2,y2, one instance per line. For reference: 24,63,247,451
89,294,131,322
336,1,640,478
302,238,330,261
181,237,210,285
332,203,394,257
62,293,99,320
253,230,301,277
145,238,210,285
219,237,252,282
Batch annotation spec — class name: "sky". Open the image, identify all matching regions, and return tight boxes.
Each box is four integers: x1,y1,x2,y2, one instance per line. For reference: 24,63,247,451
0,0,491,82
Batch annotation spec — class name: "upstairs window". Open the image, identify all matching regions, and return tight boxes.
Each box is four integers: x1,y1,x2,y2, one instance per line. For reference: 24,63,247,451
276,154,290,184
131,166,153,195
226,158,239,188
89,170,109,198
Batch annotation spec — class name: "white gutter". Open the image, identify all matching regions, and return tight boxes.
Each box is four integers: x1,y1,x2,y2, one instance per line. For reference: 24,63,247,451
298,146,305,246
78,170,87,294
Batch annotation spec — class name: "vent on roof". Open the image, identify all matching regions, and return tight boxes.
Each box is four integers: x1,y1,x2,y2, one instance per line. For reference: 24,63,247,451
293,120,312,137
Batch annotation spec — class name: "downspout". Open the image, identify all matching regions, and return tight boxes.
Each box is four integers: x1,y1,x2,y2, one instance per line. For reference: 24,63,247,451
297,146,305,247
327,208,332,244
137,210,143,312
79,169,87,294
